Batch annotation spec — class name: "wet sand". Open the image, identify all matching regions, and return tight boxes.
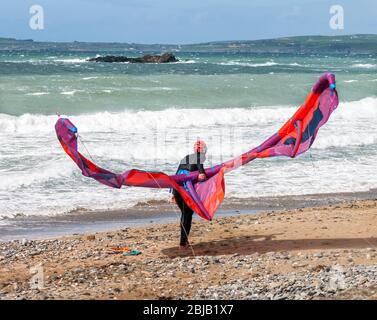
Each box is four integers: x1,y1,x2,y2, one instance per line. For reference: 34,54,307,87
1,190,375,241
1,198,377,300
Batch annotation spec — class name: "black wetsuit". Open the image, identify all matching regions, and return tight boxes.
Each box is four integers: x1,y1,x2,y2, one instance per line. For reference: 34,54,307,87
173,152,206,246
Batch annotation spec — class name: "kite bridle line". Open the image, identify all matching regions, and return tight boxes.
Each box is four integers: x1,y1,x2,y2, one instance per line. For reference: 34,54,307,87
77,134,97,163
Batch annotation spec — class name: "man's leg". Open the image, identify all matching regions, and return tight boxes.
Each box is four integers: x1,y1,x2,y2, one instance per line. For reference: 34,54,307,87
180,206,193,246
180,202,194,246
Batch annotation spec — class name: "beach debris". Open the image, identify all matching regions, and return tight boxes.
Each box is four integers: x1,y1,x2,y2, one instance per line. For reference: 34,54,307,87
86,235,96,241
123,249,141,256
107,246,141,256
109,246,130,253
314,252,323,258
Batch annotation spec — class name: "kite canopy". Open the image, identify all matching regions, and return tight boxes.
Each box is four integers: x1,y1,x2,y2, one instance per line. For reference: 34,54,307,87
55,72,339,221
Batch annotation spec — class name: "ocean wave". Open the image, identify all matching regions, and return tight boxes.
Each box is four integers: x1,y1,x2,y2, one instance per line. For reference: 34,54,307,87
0,159,75,192
126,86,178,92
216,61,305,68
351,63,377,69
1,59,38,64
0,107,293,135
218,61,278,67
26,92,50,96
176,59,196,64
0,97,376,135
53,58,87,63
314,133,377,149
60,90,84,95
1,58,87,65
287,62,304,67
0,113,56,134
82,76,99,80
336,96,377,117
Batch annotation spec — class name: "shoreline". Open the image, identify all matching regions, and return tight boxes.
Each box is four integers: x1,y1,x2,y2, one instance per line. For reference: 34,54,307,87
1,198,377,299
1,189,376,242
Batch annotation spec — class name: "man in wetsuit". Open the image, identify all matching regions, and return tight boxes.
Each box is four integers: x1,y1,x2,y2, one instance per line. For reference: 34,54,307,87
172,140,207,249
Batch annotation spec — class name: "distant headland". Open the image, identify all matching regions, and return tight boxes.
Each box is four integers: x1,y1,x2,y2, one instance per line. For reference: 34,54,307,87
1,34,377,54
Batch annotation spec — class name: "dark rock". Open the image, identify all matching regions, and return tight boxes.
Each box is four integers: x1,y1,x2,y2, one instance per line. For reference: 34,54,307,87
87,52,178,63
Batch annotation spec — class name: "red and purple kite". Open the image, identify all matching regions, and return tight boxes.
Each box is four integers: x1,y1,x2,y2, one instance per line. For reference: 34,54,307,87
55,72,339,221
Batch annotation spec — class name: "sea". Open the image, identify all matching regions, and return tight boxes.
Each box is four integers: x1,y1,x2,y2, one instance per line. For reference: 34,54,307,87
0,49,376,227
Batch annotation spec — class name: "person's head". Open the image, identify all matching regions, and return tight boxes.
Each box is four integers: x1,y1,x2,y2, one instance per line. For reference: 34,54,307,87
194,139,207,154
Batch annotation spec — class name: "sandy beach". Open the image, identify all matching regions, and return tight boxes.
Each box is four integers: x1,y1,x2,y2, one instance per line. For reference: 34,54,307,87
1,198,377,300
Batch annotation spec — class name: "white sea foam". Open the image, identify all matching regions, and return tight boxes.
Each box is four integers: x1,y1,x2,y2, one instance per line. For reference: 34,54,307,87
287,62,304,67
343,80,358,83
0,97,376,136
126,86,178,92
54,58,87,63
26,92,50,96
217,61,305,68
219,61,278,67
351,63,376,69
0,107,287,134
3,57,87,65
177,59,196,64
60,90,83,95
0,160,75,192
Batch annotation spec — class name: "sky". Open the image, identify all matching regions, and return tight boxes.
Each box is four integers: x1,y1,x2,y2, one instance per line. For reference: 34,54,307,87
1,0,376,43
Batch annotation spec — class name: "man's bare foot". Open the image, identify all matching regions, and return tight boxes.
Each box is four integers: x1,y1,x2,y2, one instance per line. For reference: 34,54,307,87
179,244,189,250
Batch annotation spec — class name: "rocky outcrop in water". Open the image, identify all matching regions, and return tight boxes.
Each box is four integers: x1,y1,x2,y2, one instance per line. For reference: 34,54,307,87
87,52,178,63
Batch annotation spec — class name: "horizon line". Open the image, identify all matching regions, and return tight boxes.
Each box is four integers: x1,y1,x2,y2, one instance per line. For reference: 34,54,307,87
1,33,376,46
